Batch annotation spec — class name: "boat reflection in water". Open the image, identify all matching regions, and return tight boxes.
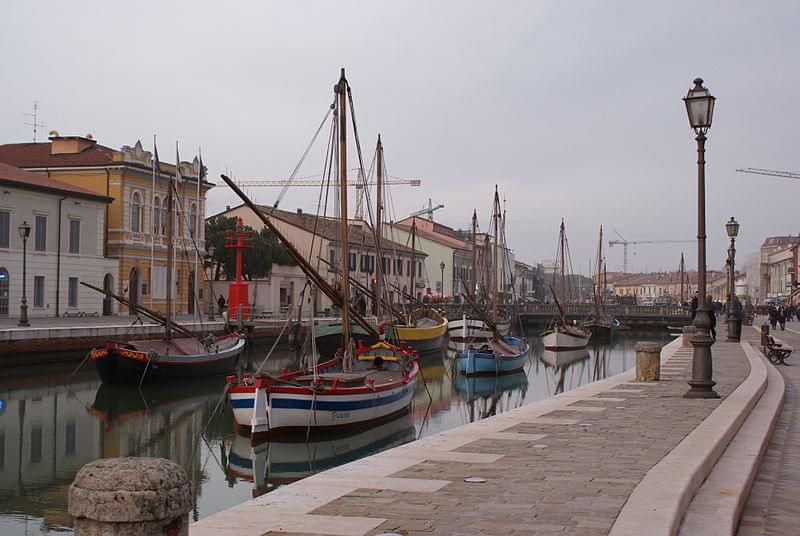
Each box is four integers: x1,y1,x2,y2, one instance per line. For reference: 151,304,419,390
226,412,415,496
540,348,591,369
454,370,529,422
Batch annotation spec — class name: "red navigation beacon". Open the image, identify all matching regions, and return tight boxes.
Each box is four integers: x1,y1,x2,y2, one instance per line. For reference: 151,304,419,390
224,217,254,320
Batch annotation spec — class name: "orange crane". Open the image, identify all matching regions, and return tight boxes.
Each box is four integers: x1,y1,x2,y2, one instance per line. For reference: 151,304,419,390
609,229,695,273
735,167,800,180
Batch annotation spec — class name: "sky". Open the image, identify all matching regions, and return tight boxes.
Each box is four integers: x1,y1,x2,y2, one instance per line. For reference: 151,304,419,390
2,1,798,275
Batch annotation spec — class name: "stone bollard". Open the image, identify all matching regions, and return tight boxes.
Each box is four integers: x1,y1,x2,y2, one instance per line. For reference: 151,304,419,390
682,325,697,348
69,457,192,536
635,341,661,381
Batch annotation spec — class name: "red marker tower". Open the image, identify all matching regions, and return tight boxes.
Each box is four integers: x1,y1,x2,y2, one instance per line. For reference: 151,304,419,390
225,217,254,320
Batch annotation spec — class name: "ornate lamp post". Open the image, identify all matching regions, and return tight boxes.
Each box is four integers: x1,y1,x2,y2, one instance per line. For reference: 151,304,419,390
726,217,740,341
440,261,446,299
206,244,216,321
683,78,718,399
18,221,31,327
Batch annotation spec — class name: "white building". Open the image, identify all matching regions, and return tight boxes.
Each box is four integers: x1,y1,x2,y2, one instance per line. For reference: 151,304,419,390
0,162,118,318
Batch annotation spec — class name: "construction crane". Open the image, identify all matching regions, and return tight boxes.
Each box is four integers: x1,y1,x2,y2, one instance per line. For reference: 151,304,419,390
608,230,695,273
735,167,800,180
411,198,444,220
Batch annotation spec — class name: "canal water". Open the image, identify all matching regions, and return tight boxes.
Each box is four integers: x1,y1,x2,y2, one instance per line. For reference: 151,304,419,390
0,330,673,535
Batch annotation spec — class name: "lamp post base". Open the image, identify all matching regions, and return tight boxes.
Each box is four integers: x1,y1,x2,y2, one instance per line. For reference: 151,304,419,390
684,322,719,399
726,316,741,342
18,303,30,327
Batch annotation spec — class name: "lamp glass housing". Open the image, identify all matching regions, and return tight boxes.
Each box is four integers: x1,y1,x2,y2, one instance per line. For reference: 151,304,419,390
18,221,31,239
684,78,716,134
726,217,739,238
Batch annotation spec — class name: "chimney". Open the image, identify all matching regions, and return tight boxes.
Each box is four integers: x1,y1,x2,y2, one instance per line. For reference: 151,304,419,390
49,132,97,155
297,208,303,215
226,205,230,211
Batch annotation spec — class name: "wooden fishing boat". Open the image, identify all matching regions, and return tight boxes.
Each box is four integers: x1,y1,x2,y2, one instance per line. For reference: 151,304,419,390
314,321,375,359
448,315,509,342
455,188,529,376
90,333,244,384
228,338,418,435
541,220,591,350
385,308,448,354
582,226,617,336
224,70,418,437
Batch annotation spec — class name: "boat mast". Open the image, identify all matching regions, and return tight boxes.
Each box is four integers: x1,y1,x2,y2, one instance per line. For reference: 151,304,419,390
410,219,417,308
471,209,477,299
492,186,499,324
165,155,176,341
335,69,351,357
680,253,686,304
595,226,603,316
560,220,566,309
374,135,383,322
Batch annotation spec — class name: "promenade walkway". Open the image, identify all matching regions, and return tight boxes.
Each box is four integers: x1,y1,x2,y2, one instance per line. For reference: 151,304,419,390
738,320,800,536
193,337,756,536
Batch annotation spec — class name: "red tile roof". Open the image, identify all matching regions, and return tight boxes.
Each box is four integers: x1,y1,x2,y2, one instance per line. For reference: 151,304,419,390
0,142,116,168
0,161,112,202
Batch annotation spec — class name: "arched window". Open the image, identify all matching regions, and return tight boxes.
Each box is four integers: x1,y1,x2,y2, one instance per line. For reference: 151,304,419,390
153,197,162,235
130,192,141,233
189,203,198,238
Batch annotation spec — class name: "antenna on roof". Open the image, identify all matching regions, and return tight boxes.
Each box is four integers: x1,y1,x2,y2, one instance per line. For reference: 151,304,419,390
21,101,46,142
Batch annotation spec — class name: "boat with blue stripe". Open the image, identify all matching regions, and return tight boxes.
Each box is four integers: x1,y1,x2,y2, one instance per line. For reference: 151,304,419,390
455,336,530,376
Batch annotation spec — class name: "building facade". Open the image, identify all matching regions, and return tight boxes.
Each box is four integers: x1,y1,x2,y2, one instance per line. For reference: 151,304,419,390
0,134,212,315
0,162,117,318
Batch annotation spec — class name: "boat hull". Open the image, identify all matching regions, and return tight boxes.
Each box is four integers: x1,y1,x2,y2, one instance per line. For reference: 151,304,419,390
385,317,448,354
447,317,510,341
90,334,245,384
455,336,529,376
541,327,591,350
314,322,375,358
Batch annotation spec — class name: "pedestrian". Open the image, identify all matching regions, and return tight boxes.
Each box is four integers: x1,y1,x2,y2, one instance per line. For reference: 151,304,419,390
779,306,786,331
690,292,699,319
708,295,717,341
769,305,778,329
784,306,792,326
217,294,226,315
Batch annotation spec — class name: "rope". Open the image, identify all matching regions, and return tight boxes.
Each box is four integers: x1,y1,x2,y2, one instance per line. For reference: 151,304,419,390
255,304,298,376
64,351,92,386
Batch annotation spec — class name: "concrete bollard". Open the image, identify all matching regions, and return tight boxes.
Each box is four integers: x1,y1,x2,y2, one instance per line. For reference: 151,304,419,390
69,457,192,536
635,341,661,381
682,325,697,348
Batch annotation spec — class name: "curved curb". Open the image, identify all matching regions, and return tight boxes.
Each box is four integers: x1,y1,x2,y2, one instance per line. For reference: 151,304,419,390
609,342,767,536
677,342,785,535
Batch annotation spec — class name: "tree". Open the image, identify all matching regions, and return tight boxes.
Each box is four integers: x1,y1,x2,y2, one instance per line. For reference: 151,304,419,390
204,216,296,280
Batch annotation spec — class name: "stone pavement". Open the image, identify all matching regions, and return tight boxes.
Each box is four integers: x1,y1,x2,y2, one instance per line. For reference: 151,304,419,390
193,337,754,536
738,319,800,536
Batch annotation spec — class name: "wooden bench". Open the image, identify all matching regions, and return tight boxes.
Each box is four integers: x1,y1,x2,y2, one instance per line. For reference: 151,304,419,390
762,334,792,366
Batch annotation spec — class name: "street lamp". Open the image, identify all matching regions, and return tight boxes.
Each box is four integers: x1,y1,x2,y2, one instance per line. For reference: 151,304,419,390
440,261,445,299
683,78,718,399
206,244,216,321
18,221,31,327
726,217,740,341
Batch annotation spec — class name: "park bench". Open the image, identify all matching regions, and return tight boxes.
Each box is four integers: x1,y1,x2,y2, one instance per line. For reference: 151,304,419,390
762,333,792,366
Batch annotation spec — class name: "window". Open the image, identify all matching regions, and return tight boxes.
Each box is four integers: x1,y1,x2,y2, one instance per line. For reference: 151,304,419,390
397,259,403,276
349,252,356,272
130,192,141,232
34,215,46,251
329,249,336,269
153,197,161,234
68,277,78,308
0,210,9,248
30,427,42,464
68,218,80,254
33,276,44,307
407,260,410,275
418,261,422,278
160,201,168,235
189,203,198,238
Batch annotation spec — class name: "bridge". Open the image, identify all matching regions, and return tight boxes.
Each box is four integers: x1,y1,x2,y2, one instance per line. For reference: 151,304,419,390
437,303,692,328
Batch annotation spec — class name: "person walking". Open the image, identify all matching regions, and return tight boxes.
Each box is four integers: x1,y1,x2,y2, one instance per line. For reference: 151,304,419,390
690,292,699,319
778,305,786,331
217,294,226,316
708,295,717,341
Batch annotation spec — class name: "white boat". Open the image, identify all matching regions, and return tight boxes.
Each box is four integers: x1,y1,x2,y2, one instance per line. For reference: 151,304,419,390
541,325,591,350
448,316,509,342
540,347,590,368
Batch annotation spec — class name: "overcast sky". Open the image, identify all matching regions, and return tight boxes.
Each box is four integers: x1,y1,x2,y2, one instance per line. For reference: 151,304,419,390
2,1,798,274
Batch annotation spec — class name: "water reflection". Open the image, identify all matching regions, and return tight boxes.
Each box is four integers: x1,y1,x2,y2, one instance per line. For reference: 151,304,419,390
0,330,671,535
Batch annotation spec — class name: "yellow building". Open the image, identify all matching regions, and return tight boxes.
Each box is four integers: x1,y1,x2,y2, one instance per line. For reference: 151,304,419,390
0,133,212,315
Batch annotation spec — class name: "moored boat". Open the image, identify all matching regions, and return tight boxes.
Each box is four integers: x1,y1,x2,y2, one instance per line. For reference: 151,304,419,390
455,335,529,375
448,315,510,342
385,308,448,354
90,333,245,384
541,325,591,350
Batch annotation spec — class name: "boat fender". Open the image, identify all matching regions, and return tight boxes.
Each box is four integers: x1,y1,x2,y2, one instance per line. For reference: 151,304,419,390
367,378,375,389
